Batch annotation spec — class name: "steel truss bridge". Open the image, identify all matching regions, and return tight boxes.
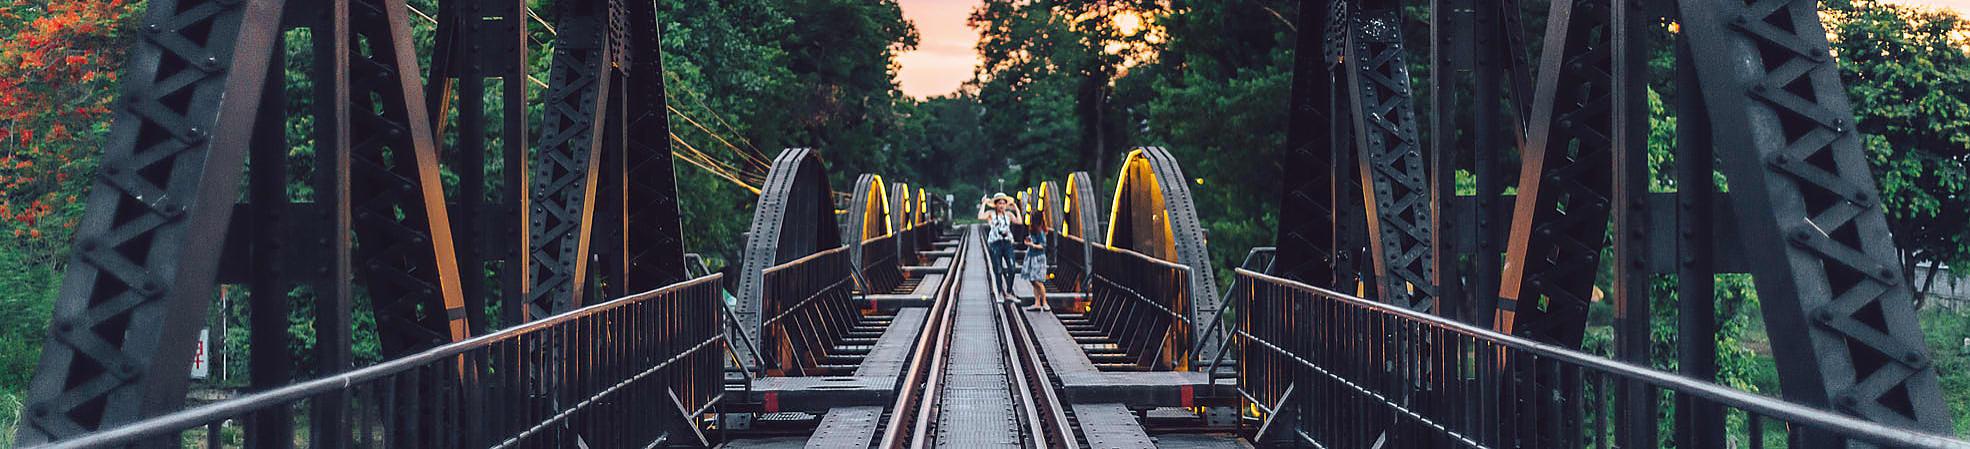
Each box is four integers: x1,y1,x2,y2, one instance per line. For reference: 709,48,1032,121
12,0,1970,447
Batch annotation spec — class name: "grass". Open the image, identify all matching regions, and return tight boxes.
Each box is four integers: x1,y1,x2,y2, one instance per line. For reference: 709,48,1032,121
1921,304,1970,436
2,388,20,449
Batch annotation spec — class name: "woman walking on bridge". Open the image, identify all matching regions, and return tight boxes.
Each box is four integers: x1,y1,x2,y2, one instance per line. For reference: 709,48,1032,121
979,193,1019,295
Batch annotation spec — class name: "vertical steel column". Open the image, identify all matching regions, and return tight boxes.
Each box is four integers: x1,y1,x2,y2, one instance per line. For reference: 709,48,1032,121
499,0,534,328
1495,0,1616,346
529,0,623,317
1468,0,1507,326
1344,0,1437,312
346,0,471,355
1277,0,1339,289
1430,0,1476,321
1675,0,1953,438
1673,35,1724,449
310,0,353,444
16,0,285,442
244,26,294,449
1609,0,1656,447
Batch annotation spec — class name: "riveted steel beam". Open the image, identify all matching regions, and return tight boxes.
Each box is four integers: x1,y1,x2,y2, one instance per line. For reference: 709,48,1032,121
1344,0,1437,312
1496,0,1617,347
1676,0,1953,438
17,0,286,442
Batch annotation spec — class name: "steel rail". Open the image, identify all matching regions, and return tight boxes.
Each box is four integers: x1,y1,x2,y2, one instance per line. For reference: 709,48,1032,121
877,226,967,448
996,276,1079,448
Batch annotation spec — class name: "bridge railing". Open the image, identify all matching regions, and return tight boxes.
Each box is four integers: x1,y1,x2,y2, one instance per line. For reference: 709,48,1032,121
1232,269,1970,449
1084,243,1195,370
858,234,904,294
32,274,727,449
1054,233,1091,293
759,246,856,376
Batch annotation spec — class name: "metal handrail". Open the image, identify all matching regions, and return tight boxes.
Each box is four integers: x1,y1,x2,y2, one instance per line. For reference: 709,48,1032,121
1194,247,1276,376
1233,268,1970,448
34,274,729,449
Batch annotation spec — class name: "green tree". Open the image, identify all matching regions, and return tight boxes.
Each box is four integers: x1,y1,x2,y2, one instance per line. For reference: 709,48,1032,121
1825,0,1970,304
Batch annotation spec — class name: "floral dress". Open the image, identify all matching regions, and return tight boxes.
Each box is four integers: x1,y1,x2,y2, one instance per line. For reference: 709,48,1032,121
1020,232,1049,282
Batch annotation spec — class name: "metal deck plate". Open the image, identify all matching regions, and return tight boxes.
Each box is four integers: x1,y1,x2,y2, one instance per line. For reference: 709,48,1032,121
1023,309,1234,408
854,307,929,379
1072,403,1155,449
1152,433,1255,449
803,406,884,448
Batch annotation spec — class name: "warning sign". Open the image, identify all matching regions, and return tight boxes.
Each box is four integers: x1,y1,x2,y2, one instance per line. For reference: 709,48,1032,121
191,328,210,379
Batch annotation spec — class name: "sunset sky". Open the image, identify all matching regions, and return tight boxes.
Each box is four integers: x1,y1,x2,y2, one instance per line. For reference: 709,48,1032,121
892,0,1970,99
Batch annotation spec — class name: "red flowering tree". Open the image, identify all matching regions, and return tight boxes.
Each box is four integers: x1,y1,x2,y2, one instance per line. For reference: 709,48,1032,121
0,0,137,263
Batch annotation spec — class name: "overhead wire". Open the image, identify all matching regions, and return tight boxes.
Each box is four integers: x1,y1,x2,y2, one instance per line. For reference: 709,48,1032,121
667,105,772,173
411,3,762,194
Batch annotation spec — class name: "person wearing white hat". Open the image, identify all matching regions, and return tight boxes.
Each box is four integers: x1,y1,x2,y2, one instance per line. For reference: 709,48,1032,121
977,192,1018,295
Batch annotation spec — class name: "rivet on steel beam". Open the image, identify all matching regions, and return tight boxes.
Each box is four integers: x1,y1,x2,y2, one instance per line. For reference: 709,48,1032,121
1814,308,1838,323
1835,394,1862,411
113,361,143,381
1906,350,1929,366
76,238,100,252
140,279,166,296
1766,153,1792,168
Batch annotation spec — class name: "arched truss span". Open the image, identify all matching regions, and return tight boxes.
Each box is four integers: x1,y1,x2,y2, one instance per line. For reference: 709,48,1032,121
891,182,914,231
1063,172,1101,240
1028,181,1064,233
735,148,843,364
1103,147,1221,328
844,174,894,262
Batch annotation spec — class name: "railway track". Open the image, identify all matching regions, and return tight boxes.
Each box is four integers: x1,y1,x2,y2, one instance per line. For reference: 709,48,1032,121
877,226,1080,449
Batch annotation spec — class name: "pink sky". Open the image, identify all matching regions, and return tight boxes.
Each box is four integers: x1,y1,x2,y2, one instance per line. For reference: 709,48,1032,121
896,0,985,99
893,0,1970,99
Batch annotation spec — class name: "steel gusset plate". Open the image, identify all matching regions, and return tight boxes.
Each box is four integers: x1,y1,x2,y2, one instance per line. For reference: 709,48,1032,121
1676,0,1952,434
735,148,844,367
1497,0,1616,347
620,0,687,290
527,0,624,319
346,0,470,355
1344,2,1438,313
18,0,283,443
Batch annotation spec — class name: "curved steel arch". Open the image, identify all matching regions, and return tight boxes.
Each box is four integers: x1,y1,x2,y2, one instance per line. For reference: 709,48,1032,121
1063,172,1102,240
1032,181,1065,233
735,148,844,366
916,187,930,226
843,174,893,269
1102,147,1221,334
891,181,913,231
